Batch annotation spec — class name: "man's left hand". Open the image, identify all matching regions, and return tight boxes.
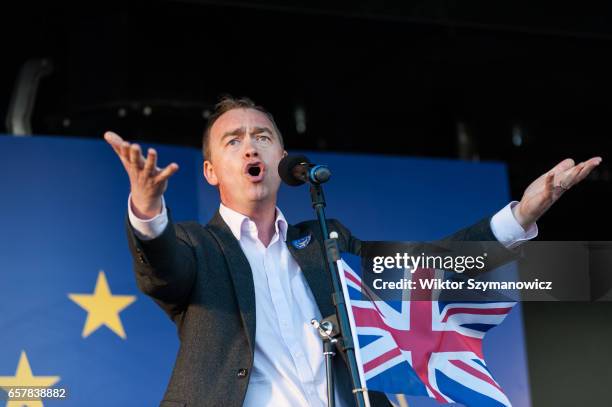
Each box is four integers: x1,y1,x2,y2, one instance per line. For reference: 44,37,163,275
513,156,603,230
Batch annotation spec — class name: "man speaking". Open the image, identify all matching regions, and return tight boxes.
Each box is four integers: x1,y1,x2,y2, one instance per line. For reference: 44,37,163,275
104,96,600,407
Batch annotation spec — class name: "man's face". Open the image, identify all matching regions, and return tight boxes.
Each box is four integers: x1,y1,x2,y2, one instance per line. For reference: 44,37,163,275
203,108,286,209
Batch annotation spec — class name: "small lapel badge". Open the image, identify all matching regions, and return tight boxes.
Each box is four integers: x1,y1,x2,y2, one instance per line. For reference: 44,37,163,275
292,234,312,250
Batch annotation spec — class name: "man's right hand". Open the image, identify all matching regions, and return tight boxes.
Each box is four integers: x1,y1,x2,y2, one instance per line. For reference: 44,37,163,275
104,131,179,219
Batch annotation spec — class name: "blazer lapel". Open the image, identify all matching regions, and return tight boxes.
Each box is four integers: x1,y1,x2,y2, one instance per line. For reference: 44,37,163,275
206,211,256,354
286,224,335,319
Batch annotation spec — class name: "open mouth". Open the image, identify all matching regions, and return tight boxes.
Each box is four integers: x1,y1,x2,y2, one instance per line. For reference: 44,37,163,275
248,166,261,176
245,162,265,182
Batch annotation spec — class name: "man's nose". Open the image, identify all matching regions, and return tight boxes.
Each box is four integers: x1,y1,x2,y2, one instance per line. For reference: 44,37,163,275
243,138,259,158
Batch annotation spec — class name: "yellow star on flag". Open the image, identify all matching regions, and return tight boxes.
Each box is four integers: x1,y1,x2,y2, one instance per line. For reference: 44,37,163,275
0,351,60,407
68,271,136,339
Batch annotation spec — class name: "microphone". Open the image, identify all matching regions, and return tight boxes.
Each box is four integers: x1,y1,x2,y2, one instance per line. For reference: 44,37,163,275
278,154,332,186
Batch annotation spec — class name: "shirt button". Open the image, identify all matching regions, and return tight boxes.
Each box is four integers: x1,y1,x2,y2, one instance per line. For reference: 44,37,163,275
237,368,248,378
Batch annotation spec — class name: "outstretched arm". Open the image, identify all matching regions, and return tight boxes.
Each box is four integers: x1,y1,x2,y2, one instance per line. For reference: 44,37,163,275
105,131,196,317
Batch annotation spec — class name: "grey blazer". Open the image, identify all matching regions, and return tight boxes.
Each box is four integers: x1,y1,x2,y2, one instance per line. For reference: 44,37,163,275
126,210,513,407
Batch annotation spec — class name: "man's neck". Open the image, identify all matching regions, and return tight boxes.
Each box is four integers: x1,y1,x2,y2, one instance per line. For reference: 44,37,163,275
223,200,278,247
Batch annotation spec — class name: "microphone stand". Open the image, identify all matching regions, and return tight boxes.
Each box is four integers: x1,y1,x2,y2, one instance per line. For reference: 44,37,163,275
311,318,337,407
309,183,368,407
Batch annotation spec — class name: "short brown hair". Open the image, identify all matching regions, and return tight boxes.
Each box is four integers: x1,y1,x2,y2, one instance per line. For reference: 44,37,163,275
202,95,283,161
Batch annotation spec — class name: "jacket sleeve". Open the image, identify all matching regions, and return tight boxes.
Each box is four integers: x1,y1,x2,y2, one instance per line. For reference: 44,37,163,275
439,216,520,274
125,209,197,317
329,216,519,275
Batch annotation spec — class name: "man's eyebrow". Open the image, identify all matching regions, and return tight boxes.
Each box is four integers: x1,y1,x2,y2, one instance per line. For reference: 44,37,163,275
251,126,273,135
221,127,245,140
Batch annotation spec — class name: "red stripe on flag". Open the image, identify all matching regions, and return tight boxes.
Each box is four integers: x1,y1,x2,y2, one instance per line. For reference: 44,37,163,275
449,359,503,393
343,269,382,313
345,270,361,287
363,347,402,372
441,306,512,322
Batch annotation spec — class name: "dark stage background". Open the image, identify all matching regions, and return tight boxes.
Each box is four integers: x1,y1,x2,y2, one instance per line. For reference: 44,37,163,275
1,1,611,405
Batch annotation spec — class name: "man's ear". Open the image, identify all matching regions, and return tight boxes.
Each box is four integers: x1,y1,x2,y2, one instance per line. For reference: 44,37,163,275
203,160,218,186
282,150,288,158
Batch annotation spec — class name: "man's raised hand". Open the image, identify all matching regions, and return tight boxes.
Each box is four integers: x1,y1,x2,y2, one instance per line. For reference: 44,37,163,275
104,131,179,219
512,156,602,230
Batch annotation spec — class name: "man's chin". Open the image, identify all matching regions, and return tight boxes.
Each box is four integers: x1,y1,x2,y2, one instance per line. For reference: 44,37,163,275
245,186,273,202
234,180,280,204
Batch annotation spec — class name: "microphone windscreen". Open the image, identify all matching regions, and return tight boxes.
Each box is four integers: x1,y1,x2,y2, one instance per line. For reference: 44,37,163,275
278,154,310,186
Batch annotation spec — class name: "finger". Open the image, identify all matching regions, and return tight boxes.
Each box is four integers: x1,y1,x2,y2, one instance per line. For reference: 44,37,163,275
104,132,121,153
583,156,603,167
571,158,601,185
129,144,145,169
104,131,126,157
104,131,124,146
539,170,563,201
120,141,131,162
103,132,131,167
545,171,555,195
107,141,122,157
144,148,158,175
154,163,179,183
550,158,575,174
532,172,555,210
556,163,582,189
589,155,603,162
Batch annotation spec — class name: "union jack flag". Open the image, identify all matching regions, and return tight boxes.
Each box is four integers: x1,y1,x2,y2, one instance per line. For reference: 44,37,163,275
338,257,515,406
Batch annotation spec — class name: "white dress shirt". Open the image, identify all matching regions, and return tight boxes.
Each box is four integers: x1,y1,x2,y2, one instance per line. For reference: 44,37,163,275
128,196,537,406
